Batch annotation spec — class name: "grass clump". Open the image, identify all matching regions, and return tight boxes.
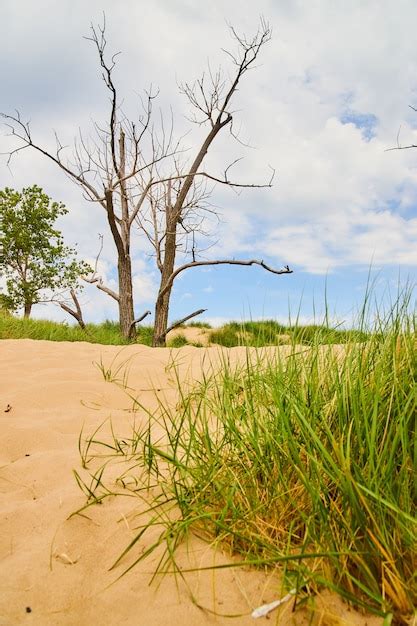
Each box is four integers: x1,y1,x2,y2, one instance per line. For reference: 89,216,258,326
167,333,189,348
76,299,417,624
210,319,287,347
147,325,415,622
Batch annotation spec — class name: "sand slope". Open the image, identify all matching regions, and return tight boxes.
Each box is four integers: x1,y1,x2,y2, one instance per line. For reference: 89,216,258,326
0,340,382,625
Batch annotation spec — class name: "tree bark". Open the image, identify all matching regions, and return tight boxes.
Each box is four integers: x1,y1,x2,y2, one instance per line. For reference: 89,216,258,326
103,184,136,341
23,301,32,318
153,213,177,346
153,291,171,347
118,252,135,340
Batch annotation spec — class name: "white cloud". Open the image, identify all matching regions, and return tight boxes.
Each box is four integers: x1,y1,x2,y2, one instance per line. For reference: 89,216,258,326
204,316,232,328
263,207,417,273
131,257,158,308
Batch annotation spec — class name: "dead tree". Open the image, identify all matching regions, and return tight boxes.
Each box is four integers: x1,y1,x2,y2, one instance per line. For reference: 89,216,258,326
137,20,292,346
1,20,174,340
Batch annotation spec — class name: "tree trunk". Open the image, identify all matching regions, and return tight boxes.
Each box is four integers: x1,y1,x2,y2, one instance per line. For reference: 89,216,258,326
153,221,177,347
118,253,135,340
104,185,135,342
23,301,32,318
153,288,172,347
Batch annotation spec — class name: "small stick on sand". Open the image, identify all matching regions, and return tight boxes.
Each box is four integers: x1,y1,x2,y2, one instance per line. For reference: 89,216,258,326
251,588,297,619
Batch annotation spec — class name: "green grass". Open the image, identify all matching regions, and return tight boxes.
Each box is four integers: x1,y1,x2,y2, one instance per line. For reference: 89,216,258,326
73,296,417,624
209,319,367,347
0,311,368,349
209,319,285,347
0,315,154,345
167,333,189,348
290,324,369,346
185,320,212,329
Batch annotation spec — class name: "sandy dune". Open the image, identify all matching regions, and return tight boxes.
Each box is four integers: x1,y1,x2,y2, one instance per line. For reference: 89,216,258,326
0,340,382,625
166,326,211,346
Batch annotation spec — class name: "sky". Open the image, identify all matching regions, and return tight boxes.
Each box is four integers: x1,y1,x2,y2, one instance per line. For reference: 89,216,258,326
1,0,417,328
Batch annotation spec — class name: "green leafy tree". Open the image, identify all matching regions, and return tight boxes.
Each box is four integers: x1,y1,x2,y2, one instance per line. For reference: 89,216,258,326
0,185,91,317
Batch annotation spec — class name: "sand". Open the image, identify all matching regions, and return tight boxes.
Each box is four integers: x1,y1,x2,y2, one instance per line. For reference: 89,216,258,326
0,339,383,626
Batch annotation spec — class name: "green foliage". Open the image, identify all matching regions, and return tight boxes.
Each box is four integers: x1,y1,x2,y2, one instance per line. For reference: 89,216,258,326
0,295,12,315
0,185,91,315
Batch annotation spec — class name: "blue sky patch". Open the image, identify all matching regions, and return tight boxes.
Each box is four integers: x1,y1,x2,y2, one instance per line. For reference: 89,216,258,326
340,111,378,141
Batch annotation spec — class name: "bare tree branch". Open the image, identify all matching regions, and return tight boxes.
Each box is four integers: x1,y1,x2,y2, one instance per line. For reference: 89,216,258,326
85,18,120,175
83,275,120,301
386,143,417,152
158,259,292,302
129,309,151,333
386,105,417,151
58,289,86,329
165,308,207,337
1,112,106,207
92,233,104,276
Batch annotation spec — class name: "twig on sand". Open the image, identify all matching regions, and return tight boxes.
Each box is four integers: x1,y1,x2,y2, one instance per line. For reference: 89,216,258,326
251,588,297,619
